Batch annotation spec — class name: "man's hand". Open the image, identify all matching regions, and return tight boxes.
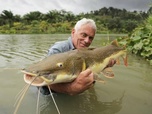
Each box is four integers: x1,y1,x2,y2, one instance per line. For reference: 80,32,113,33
69,69,94,95
106,59,116,68
49,69,94,95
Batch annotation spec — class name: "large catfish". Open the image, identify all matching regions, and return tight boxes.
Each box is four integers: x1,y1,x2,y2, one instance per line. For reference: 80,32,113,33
22,40,128,86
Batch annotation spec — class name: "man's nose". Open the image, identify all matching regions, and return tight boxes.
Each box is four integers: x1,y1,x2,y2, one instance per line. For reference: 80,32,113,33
84,36,91,43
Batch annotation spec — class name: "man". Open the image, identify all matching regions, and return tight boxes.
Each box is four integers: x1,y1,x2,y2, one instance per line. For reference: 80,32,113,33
40,18,115,95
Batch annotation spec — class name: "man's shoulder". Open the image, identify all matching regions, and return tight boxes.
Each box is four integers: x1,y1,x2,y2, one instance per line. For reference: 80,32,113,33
55,40,69,46
51,39,72,52
53,40,70,50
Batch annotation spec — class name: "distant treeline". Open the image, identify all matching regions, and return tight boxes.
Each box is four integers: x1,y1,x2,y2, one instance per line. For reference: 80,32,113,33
0,6,152,34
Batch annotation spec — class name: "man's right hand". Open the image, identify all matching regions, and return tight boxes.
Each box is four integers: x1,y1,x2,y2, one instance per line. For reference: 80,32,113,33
49,69,94,95
69,69,95,95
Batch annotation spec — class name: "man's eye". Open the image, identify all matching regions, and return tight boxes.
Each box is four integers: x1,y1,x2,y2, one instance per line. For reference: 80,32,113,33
82,33,87,37
89,37,93,41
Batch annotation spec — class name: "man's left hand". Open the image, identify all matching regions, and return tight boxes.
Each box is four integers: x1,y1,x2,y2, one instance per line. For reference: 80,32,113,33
107,59,116,67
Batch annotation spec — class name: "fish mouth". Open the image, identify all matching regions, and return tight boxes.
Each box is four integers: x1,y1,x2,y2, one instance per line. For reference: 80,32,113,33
22,71,50,86
23,74,44,86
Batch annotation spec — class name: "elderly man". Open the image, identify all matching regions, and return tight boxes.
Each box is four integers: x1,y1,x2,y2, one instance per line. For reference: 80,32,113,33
40,18,115,95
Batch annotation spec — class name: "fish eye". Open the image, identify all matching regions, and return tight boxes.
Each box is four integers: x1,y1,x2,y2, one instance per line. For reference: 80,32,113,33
57,63,63,68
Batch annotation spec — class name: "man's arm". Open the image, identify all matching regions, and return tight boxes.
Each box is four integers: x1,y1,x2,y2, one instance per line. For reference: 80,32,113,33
49,69,94,95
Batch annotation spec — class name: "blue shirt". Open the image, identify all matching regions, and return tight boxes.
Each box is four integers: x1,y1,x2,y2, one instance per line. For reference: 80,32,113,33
48,37,75,56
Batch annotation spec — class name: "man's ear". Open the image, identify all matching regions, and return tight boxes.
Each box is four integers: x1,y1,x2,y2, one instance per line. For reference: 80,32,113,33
72,28,76,33
71,28,75,36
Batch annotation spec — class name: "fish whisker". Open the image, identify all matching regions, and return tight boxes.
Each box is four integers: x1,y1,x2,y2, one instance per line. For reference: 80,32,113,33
14,84,29,107
14,76,38,114
36,87,40,114
48,85,61,114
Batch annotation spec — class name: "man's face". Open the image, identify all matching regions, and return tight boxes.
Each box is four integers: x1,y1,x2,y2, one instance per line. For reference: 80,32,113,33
71,24,95,49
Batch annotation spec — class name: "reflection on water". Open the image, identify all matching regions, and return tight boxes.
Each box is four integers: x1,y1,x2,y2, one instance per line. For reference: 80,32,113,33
0,34,152,114
39,88,124,114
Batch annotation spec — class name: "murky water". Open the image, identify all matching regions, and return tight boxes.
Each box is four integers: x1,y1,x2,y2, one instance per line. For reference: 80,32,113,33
0,34,152,114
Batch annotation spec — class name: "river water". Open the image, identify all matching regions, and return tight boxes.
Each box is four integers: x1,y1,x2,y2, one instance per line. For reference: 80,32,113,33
0,34,152,114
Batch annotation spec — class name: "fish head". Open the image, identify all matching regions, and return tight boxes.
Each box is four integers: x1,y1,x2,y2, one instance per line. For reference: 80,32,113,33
22,51,86,86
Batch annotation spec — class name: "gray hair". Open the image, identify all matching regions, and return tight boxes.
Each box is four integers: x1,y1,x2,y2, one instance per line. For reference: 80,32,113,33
74,18,97,32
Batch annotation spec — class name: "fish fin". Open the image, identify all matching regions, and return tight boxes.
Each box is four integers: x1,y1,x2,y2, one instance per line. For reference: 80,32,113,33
87,47,96,50
116,58,120,65
123,55,128,66
101,68,114,79
94,73,106,84
78,47,95,51
82,59,86,71
111,40,119,47
123,45,126,49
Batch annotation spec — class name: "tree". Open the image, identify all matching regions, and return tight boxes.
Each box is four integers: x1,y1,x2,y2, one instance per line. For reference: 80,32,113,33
64,11,75,22
44,10,61,23
22,11,43,24
147,6,152,15
14,14,21,22
1,10,14,28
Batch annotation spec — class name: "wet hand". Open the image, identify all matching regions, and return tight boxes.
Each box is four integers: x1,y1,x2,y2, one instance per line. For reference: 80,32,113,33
106,59,116,67
49,69,94,95
69,69,95,95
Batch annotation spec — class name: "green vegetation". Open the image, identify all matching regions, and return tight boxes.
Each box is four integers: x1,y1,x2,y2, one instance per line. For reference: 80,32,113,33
0,7,150,34
118,13,152,65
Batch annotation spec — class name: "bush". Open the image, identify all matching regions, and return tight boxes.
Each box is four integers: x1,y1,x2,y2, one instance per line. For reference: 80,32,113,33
118,15,152,65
